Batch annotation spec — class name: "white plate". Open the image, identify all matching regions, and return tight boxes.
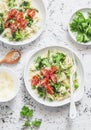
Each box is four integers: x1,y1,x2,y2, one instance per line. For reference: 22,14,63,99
0,0,46,46
0,67,20,102
68,8,91,46
24,46,84,107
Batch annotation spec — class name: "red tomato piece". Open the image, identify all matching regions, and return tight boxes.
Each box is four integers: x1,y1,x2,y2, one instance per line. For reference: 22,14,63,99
48,70,52,76
51,66,57,73
45,84,54,95
31,75,39,86
27,9,36,19
40,78,49,87
16,12,24,22
51,74,57,83
19,18,28,29
8,9,18,19
4,20,10,28
41,68,50,78
10,22,19,33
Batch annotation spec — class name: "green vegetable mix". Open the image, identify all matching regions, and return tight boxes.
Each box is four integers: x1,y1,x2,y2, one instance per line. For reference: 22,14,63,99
70,11,91,43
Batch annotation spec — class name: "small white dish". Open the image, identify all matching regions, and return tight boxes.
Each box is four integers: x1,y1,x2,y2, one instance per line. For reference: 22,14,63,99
0,0,46,46
68,8,91,46
24,46,84,107
0,67,20,102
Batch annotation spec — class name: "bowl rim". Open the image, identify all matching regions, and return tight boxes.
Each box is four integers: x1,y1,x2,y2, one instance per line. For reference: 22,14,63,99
0,67,20,102
0,0,47,46
24,45,84,107
68,7,91,46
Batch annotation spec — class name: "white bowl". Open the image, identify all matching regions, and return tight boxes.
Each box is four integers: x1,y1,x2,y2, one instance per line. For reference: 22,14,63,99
0,67,20,102
68,8,91,46
0,0,46,46
24,46,84,107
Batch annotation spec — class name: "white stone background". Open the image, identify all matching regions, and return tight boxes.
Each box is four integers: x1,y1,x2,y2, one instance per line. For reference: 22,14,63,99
0,0,91,130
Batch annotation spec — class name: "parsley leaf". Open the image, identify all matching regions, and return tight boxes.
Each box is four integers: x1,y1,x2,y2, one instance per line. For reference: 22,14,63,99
20,106,33,118
24,120,31,127
20,106,42,129
32,119,42,127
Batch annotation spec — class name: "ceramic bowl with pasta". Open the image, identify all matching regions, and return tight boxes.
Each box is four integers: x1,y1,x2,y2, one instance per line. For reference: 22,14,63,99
24,46,84,107
0,0,46,45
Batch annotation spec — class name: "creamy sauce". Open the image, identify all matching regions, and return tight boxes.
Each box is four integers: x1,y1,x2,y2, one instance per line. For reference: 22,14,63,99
0,71,15,101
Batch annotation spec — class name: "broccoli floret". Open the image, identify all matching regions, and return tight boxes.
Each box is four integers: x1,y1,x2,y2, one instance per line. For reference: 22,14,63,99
8,0,15,8
35,56,51,70
0,13,3,17
20,1,30,9
52,52,66,63
37,87,46,99
0,24,4,34
12,31,23,41
51,83,61,93
41,58,51,67
12,30,28,41
35,56,41,63
0,17,4,34
25,16,33,27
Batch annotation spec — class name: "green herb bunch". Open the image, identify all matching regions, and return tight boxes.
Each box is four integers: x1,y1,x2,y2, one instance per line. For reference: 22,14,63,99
70,11,91,43
20,106,42,130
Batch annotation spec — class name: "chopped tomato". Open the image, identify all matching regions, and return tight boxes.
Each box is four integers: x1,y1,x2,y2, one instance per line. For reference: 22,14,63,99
40,78,49,87
41,68,52,79
31,75,39,86
51,66,57,73
51,74,57,83
41,68,49,77
10,22,19,33
8,9,18,19
27,9,36,19
4,20,10,28
19,18,28,29
16,12,24,21
45,84,54,95
48,70,52,76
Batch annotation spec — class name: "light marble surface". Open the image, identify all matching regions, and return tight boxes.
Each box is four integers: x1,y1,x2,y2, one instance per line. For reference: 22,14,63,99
0,0,91,130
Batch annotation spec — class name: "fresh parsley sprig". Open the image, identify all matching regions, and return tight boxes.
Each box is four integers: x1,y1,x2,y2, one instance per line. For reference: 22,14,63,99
20,106,42,129
20,106,33,118
32,119,42,127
